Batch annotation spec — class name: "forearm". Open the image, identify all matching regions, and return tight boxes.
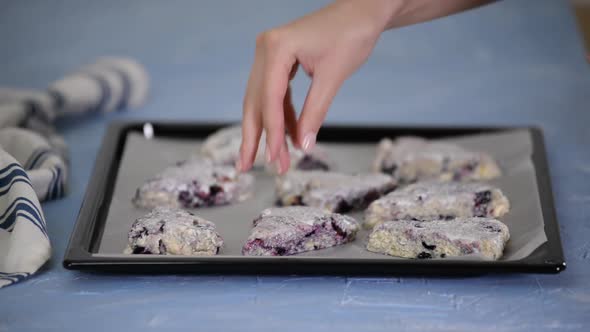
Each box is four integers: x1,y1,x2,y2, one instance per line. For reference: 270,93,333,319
388,0,495,29
352,0,496,32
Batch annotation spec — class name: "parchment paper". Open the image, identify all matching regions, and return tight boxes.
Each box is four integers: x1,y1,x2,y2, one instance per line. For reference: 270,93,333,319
97,129,547,261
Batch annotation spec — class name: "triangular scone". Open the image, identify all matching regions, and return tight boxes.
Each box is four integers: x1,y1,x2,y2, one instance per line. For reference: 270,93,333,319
125,207,223,255
367,217,510,260
275,171,396,213
364,181,510,229
242,207,359,256
374,137,501,184
133,157,253,209
201,125,332,171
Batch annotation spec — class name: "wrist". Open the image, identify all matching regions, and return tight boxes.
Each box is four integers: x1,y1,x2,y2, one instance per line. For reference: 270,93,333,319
332,0,402,38
378,0,407,31
360,0,408,33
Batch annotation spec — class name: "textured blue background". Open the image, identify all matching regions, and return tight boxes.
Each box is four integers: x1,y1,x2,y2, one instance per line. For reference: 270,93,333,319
1,0,589,331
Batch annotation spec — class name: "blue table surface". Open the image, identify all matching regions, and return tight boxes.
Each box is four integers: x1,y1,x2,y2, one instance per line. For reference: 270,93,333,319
1,0,589,331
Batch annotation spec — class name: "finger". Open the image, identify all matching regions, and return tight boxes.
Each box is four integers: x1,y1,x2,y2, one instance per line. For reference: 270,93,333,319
239,107,262,171
275,137,291,175
260,40,296,163
284,62,299,147
239,51,265,171
297,66,344,152
283,85,298,148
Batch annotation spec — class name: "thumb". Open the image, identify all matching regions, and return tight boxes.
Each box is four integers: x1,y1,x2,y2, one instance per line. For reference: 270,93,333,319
297,67,344,152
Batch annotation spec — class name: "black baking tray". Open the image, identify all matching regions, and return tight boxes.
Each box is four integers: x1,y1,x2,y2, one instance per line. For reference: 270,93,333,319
63,121,566,275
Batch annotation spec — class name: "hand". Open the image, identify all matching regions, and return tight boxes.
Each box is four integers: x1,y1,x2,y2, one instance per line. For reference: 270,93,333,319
238,0,394,173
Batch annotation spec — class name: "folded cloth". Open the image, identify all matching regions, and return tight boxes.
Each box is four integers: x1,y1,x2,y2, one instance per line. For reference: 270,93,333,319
48,57,149,116
0,90,57,138
0,56,149,288
0,150,51,288
0,88,57,124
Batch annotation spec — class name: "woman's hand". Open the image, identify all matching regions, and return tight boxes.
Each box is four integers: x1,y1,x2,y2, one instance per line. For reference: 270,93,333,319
238,0,495,174
238,0,394,173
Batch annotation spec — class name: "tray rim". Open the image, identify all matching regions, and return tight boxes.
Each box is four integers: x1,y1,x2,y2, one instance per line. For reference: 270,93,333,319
62,120,566,275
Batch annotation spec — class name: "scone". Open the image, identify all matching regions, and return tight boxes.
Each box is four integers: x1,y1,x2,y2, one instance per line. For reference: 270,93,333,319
242,207,359,256
201,125,332,171
133,157,253,209
373,136,501,184
125,207,223,255
275,171,396,213
366,217,510,260
364,181,510,229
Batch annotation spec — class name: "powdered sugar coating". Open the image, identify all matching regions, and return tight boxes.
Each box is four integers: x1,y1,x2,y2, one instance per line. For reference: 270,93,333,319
125,207,223,255
201,125,332,170
373,137,501,184
364,181,510,229
133,157,253,209
242,207,359,256
366,217,510,260
276,171,396,212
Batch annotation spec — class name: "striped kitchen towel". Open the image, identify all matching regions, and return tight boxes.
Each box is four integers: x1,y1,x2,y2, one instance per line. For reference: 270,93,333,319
0,151,51,288
0,56,149,288
0,128,68,202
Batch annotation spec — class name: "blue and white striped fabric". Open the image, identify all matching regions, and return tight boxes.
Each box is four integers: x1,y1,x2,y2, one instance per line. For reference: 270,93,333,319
0,56,149,288
0,151,50,288
0,128,68,202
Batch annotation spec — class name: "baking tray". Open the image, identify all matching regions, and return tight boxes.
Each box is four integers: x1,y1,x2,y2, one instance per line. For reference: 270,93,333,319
63,121,566,275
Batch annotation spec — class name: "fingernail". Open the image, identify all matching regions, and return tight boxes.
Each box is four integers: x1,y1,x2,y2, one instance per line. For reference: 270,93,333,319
265,145,272,163
302,132,316,152
235,159,242,172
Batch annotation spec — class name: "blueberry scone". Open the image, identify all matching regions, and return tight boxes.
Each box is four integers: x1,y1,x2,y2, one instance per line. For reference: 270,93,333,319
125,207,223,255
242,207,359,256
366,217,510,260
363,181,510,229
275,171,396,213
201,125,332,171
133,158,253,209
373,137,501,184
